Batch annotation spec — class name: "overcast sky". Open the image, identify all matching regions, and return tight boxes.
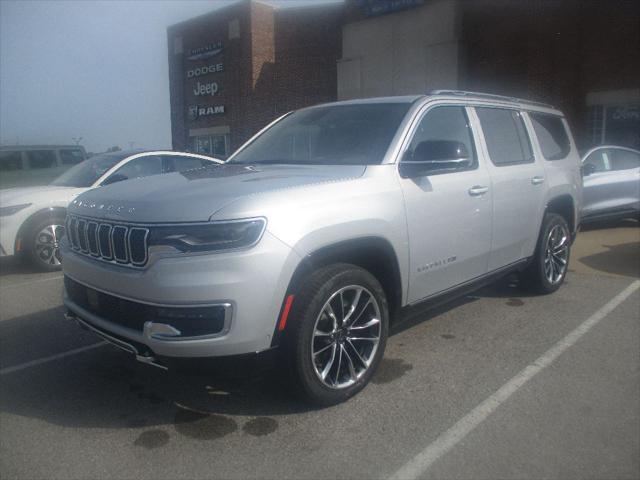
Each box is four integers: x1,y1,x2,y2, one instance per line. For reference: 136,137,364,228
0,0,339,153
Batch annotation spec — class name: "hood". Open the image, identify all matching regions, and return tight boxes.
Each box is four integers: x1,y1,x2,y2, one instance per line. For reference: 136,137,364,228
68,164,366,223
0,185,79,207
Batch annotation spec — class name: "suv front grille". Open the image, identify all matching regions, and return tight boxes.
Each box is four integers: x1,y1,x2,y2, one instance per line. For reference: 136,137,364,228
66,215,149,267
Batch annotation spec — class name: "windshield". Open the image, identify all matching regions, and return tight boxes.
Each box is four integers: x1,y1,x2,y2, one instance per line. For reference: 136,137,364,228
228,103,412,166
50,152,128,187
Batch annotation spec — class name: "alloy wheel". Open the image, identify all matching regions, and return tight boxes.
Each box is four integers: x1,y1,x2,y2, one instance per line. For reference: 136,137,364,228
311,285,382,389
35,224,65,266
544,224,569,284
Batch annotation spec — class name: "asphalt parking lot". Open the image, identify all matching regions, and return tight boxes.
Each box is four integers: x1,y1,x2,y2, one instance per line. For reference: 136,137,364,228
1,219,638,480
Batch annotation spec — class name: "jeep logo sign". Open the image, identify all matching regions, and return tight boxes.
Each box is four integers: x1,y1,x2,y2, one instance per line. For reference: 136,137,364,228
187,63,224,78
193,81,219,96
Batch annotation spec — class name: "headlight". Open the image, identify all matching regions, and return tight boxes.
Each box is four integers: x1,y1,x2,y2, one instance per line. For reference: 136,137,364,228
148,218,266,253
0,203,32,217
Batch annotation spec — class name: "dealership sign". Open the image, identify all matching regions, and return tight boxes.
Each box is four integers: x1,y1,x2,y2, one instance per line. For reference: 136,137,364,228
187,41,223,61
187,63,224,78
193,81,219,96
189,105,225,120
356,0,424,16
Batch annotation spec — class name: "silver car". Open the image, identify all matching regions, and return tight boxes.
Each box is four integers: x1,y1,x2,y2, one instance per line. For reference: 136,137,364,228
61,91,582,405
581,145,640,222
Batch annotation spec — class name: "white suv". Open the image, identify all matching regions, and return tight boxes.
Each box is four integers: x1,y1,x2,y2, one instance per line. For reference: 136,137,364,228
62,91,582,405
0,150,221,270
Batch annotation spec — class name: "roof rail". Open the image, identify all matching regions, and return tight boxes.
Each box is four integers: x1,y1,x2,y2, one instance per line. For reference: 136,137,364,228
427,90,555,109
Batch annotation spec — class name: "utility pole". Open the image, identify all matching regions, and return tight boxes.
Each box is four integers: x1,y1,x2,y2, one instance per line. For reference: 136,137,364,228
72,137,82,145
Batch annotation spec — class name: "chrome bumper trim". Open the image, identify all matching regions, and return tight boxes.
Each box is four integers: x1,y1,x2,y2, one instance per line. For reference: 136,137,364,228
65,311,168,370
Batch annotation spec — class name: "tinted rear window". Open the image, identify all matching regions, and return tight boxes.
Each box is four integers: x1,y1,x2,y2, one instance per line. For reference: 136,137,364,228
0,151,23,171
27,150,57,169
476,108,533,166
530,113,570,160
59,149,85,165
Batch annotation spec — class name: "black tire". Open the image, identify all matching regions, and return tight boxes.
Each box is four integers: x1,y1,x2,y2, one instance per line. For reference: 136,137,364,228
521,213,571,294
282,263,389,406
24,214,66,272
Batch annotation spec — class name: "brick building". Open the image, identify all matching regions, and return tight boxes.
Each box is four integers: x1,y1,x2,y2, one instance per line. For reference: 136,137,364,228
167,0,342,157
169,0,639,155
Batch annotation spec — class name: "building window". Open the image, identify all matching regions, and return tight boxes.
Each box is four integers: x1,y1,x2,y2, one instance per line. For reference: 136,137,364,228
587,104,640,150
191,134,230,159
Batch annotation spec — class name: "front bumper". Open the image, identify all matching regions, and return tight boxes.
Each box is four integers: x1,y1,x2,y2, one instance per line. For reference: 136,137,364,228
61,230,301,359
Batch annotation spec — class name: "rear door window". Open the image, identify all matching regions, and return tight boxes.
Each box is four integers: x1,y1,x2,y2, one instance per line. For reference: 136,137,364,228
476,108,533,166
0,151,23,171
26,150,57,169
610,149,640,171
583,149,612,172
529,113,570,160
59,149,85,165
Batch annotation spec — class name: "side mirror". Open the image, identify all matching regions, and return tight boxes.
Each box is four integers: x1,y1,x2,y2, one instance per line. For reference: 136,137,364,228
101,173,128,185
582,163,597,176
399,140,471,178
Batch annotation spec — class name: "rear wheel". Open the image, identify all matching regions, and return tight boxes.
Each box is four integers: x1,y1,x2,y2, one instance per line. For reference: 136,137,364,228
283,264,389,406
25,215,66,271
521,213,570,294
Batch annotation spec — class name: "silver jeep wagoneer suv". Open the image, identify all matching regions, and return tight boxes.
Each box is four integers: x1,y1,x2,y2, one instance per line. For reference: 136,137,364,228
62,91,582,405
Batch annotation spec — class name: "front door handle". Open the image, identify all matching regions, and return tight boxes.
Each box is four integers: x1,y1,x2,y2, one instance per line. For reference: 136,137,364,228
468,185,489,196
531,176,545,185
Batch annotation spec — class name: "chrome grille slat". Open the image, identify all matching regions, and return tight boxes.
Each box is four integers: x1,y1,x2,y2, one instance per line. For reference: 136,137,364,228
111,225,129,263
98,224,113,259
77,219,88,252
67,215,148,267
87,222,99,256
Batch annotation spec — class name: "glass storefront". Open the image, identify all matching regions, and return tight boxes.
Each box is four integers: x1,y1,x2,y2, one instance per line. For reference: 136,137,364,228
191,134,230,159
587,104,640,150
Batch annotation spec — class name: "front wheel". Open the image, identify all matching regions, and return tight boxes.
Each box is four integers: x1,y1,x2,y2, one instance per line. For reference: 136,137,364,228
25,216,66,271
521,213,571,294
283,264,389,406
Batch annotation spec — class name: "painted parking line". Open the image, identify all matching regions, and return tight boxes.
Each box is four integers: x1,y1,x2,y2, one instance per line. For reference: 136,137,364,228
0,275,63,291
0,342,107,376
389,279,640,480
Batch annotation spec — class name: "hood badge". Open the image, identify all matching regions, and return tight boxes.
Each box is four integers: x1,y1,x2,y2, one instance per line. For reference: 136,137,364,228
73,200,135,216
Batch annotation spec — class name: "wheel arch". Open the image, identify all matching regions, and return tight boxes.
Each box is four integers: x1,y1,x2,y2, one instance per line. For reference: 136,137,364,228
15,206,67,253
545,194,576,236
271,236,404,347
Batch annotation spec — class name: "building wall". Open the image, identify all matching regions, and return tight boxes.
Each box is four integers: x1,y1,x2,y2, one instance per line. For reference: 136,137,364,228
338,0,459,100
460,0,640,148
168,0,342,156
168,1,253,154
340,0,639,148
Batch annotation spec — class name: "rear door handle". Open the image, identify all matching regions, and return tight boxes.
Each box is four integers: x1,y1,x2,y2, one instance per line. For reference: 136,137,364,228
531,176,545,185
468,185,489,196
